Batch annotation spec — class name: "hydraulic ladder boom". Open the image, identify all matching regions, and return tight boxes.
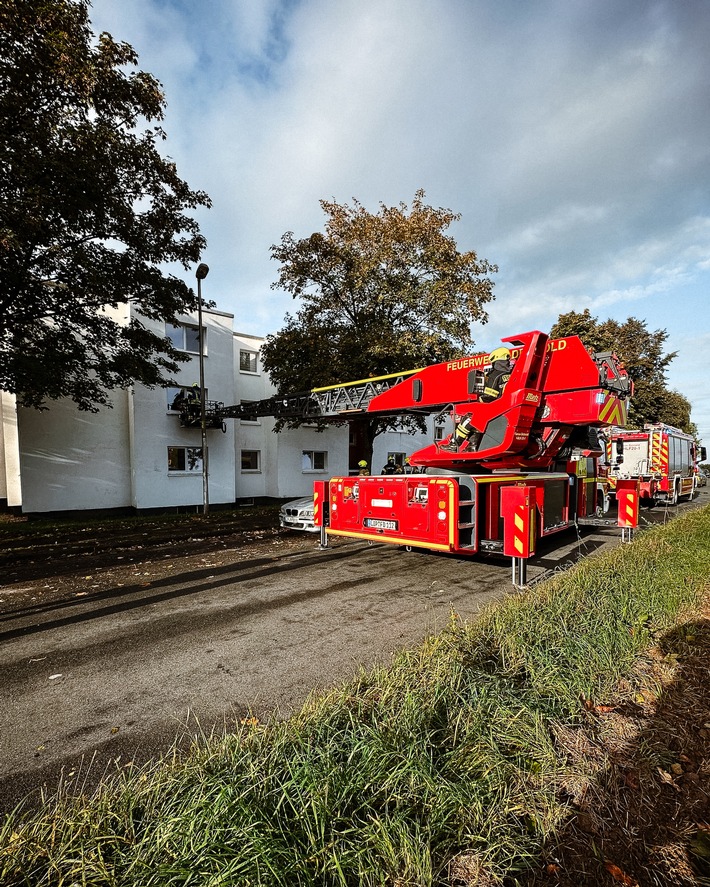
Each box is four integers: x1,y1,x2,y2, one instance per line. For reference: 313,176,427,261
217,369,422,421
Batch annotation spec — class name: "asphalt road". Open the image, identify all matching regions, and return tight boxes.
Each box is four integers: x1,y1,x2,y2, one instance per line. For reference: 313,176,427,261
1,489,707,813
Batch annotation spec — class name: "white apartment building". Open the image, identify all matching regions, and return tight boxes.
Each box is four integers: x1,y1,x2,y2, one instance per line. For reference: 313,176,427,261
0,303,441,516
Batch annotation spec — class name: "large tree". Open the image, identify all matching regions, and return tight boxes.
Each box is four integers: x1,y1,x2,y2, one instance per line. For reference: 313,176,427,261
261,192,496,465
0,0,211,410
550,309,695,434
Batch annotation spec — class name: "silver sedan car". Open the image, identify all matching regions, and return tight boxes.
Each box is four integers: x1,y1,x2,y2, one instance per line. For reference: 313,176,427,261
279,496,318,532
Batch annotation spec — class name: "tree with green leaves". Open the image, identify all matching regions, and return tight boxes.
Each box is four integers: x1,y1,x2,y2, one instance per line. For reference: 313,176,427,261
261,191,496,466
550,309,695,434
0,0,211,410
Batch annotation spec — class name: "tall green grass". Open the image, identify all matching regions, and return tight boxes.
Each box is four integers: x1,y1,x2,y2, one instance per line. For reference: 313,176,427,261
2,506,708,886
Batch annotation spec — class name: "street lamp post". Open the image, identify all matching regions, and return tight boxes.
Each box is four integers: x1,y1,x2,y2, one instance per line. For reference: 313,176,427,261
196,263,210,515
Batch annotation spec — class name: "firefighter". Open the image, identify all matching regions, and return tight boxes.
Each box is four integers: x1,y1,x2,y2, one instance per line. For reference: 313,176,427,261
171,388,187,411
403,456,415,474
184,383,202,422
444,347,513,452
381,456,397,474
481,347,513,402
357,459,369,476
444,413,480,452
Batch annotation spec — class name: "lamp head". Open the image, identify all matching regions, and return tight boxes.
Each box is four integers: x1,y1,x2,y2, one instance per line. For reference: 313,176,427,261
196,263,209,280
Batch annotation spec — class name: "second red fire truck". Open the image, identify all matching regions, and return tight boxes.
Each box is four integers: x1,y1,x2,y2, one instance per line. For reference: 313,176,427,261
606,423,705,506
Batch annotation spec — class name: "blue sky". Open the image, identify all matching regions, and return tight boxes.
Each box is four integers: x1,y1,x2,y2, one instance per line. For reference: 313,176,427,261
89,0,710,446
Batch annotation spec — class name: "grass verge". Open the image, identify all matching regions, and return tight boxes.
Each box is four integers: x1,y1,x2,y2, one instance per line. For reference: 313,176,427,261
1,506,708,886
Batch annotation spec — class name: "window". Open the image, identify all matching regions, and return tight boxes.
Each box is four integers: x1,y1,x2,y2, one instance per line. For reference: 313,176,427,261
302,450,327,472
239,350,258,373
168,446,204,473
434,423,446,442
167,385,205,411
241,450,261,472
167,322,202,354
388,452,406,466
239,400,260,423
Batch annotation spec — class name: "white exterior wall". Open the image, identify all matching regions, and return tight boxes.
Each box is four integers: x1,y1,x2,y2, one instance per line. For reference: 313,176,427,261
0,392,22,507
230,332,445,498
16,302,131,514
130,307,236,510
232,333,273,501
232,333,350,500
274,424,349,496
11,303,237,515
17,390,132,513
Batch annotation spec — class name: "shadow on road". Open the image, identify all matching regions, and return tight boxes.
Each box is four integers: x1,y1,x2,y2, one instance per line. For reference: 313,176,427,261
0,544,373,643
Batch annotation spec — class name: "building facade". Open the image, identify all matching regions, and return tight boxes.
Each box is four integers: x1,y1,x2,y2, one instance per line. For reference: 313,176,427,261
1,304,442,516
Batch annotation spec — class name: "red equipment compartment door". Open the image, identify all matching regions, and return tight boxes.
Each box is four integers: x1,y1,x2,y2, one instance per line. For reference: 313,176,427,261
501,485,537,558
616,479,640,528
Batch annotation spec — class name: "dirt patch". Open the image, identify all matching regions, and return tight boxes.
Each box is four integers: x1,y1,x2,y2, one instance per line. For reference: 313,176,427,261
0,508,320,612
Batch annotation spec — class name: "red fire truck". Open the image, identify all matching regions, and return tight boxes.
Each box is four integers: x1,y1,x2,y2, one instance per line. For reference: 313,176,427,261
606,423,705,506
221,330,634,585
315,331,635,583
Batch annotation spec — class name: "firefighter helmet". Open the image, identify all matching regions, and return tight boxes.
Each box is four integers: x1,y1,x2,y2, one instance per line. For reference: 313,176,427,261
358,460,367,468
489,347,511,363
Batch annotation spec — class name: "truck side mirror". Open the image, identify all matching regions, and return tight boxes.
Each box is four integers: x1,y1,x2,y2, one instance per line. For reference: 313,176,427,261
616,455,624,464
615,439,624,455
701,446,707,462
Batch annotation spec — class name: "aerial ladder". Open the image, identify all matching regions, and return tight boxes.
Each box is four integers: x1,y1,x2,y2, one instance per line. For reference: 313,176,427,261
216,370,423,423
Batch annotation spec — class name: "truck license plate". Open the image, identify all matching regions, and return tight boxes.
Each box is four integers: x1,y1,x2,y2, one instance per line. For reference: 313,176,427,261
364,518,398,530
